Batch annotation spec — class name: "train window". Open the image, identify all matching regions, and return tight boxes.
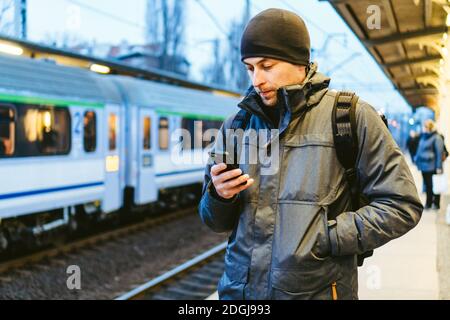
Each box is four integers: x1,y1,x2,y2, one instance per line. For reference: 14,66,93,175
158,117,169,150
143,116,151,150
181,118,203,150
0,106,15,157
14,105,70,156
109,113,117,151
83,111,96,153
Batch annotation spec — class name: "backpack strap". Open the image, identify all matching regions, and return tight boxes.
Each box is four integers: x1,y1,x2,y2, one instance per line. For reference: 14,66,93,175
332,91,360,211
332,91,375,266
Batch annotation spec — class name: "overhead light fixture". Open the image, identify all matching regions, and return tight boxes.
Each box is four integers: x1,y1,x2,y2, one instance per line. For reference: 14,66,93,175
90,64,111,74
0,43,23,56
443,47,448,56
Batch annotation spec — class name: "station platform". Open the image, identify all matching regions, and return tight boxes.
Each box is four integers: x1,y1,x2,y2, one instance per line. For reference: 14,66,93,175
358,161,439,299
206,160,448,300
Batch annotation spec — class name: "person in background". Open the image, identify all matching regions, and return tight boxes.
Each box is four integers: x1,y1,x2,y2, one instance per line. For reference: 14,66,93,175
414,119,444,210
407,130,420,162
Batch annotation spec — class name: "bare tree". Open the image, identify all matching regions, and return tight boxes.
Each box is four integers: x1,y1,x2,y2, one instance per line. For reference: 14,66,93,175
202,0,251,92
226,19,249,91
225,0,251,92
43,32,86,50
0,0,14,36
201,38,226,87
146,0,187,72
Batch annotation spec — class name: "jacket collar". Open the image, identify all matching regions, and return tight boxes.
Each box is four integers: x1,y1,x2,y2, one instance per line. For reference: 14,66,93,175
238,62,330,130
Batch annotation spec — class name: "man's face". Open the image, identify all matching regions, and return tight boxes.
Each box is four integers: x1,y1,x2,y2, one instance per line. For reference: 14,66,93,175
243,57,307,107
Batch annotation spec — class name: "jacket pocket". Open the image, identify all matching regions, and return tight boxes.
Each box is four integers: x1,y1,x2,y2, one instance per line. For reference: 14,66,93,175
310,206,332,261
218,258,249,300
273,202,332,268
270,268,339,300
279,135,343,203
270,202,338,299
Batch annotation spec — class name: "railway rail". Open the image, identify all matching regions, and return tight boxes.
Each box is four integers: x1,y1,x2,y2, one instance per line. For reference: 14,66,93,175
0,207,196,275
116,242,226,300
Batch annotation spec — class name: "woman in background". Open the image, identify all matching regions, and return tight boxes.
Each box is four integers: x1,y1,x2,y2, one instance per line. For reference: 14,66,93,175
414,119,444,209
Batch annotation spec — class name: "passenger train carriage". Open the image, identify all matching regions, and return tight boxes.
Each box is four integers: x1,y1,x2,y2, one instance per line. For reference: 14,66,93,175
0,53,239,251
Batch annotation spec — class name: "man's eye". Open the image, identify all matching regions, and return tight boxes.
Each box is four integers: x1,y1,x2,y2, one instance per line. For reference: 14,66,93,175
263,65,272,70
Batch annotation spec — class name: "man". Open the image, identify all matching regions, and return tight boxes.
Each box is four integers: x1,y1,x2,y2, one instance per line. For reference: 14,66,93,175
199,8,423,300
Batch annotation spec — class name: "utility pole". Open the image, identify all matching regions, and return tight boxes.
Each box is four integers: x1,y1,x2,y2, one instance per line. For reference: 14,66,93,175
14,0,26,39
243,0,250,26
20,0,26,38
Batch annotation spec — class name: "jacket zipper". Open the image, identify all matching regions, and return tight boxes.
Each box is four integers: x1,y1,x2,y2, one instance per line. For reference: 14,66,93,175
331,282,338,300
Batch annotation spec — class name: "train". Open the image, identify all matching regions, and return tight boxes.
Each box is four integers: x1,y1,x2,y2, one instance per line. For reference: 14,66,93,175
0,53,240,252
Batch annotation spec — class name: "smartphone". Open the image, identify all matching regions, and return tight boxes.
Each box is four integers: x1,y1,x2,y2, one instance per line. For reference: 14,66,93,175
209,150,247,185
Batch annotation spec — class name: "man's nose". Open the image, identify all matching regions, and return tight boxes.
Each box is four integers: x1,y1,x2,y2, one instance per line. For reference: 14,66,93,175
251,69,266,88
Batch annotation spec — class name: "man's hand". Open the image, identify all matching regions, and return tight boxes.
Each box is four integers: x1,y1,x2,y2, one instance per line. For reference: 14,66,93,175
436,168,443,175
211,163,254,199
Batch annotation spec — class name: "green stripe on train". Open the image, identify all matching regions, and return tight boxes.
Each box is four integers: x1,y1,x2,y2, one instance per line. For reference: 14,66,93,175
0,93,104,108
155,109,226,121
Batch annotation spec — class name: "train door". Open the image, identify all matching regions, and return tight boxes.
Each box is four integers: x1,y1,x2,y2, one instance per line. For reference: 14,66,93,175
135,108,157,204
103,105,121,213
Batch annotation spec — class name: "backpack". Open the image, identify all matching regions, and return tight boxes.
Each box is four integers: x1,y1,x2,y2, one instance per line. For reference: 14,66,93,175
229,90,386,267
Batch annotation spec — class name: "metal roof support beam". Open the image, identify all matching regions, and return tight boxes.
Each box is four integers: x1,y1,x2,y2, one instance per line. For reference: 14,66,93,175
403,88,439,95
425,0,433,28
384,54,442,68
318,0,357,4
381,0,398,33
363,26,449,46
380,0,416,87
393,71,439,82
322,0,368,39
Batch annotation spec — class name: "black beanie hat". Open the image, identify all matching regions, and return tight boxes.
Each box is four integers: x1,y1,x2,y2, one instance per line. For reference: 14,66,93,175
241,8,310,66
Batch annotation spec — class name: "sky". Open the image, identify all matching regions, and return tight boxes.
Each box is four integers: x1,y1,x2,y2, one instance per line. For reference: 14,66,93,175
23,0,412,114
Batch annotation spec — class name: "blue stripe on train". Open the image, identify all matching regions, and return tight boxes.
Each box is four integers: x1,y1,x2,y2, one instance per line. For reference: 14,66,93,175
0,182,104,200
0,168,205,200
155,168,204,177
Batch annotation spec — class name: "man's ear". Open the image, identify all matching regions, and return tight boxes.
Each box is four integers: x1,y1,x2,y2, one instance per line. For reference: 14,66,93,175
295,65,308,83
297,65,307,75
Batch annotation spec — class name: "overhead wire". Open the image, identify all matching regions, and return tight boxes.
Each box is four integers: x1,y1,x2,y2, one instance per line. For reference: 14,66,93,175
66,0,146,30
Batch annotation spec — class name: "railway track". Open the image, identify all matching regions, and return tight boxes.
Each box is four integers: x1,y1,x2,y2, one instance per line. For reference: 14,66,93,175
116,242,227,300
0,207,197,275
